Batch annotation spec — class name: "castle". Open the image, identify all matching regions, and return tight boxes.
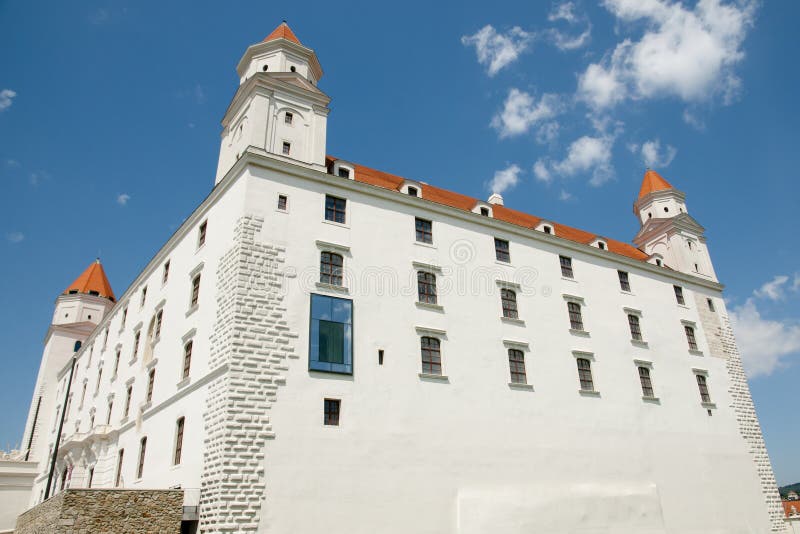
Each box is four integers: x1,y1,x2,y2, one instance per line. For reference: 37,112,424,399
13,22,789,533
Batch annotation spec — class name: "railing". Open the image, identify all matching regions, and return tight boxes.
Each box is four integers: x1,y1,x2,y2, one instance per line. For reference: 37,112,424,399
182,487,201,520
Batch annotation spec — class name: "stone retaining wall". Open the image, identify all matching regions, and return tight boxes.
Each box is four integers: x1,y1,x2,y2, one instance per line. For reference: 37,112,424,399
15,489,182,534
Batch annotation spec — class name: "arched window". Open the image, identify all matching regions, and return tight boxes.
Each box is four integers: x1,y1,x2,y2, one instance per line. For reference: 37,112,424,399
174,417,185,465
628,314,642,341
639,367,654,398
182,341,193,379
576,358,594,391
501,289,518,319
417,272,437,304
320,252,343,286
73,341,82,352
508,349,526,384
136,437,147,479
420,337,441,375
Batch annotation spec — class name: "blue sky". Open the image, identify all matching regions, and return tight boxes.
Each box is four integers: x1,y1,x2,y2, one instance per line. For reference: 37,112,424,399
1,1,798,483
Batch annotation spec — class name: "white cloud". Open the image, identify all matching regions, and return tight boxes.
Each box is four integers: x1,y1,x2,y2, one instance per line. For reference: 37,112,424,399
549,2,579,23
462,25,533,76
487,164,523,194
116,193,131,206
682,108,706,130
551,134,615,185
5,159,20,168
730,298,800,378
754,275,790,301
639,139,677,168
0,89,17,112
5,232,24,244
559,189,574,201
533,160,553,184
536,122,560,144
550,26,592,51
579,0,757,109
491,89,562,138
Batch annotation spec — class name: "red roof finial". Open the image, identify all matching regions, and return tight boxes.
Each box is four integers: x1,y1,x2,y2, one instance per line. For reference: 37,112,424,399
638,169,674,199
63,260,115,302
263,21,302,45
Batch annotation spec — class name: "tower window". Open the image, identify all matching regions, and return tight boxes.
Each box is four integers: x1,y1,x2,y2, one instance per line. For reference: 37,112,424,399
508,349,527,384
707,298,715,312
407,186,418,197
285,112,293,125
560,255,574,278
648,213,652,219
618,270,631,292
290,65,296,72
415,218,433,244
89,290,99,296
417,271,438,305
277,194,288,211
674,285,685,305
282,142,291,155
320,251,344,286
324,195,347,224
162,261,170,284
324,399,340,426
140,286,147,308
664,207,669,212
262,64,269,71
495,238,510,262
420,336,442,375
309,294,353,374
501,289,518,319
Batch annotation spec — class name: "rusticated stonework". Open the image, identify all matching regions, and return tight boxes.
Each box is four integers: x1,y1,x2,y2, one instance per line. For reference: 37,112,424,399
198,215,298,533
721,314,788,532
15,489,183,534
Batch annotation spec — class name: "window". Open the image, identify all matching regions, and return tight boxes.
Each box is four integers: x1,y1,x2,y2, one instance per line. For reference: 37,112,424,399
123,385,132,417
480,207,490,216
191,274,201,308
567,302,584,331
136,437,147,479
285,112,293,125
501,289,518,319
95,367,103,393
685,325,698,350
543,225,552,234
106,400,113,424
420,337,442,375
598,242,606,250
182,341,193,379
121,307,128,329
696,374,711,403
320,252,343,286
115,449,124,487
324,399,340,426
508,349,527,384
378,349,384,365
407,186,418,197
103,329,109,350
282,141,291,155
113,349,121,376
337,167,350,178
198,221,207,248
174,417,185,465
495,238,510,262
146,369,155,403
417,271,437,305
309,294,353,374
674,285,685,305
628,314,642,341
140,286,147,307
133,331,141,359
655,258,662,267
87,467,94,488
639,367,654,398
162,261,170,284
576,358,594,391
707,298,715,312
80,383,87,406
325,195,346,224
415,217,432,244
155,310,163,339
560,255,574,278
277,194,288,211
618,270,631,292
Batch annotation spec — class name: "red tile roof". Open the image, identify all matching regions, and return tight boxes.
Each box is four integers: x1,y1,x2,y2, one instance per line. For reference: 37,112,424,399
263,22,302,45
63,260,115,302
783,500,800,518
329,157,649,263
638,169,674,199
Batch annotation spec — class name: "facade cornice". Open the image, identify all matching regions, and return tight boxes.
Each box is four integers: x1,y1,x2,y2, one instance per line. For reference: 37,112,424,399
634,213,706,246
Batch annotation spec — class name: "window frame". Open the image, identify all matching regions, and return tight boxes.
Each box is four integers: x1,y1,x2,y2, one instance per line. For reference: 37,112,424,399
182,341,193,380
618,270,631,292
684,324,698,351
567,301,584,331
136,437,147,480
319,251,344,287
638,366,655,398
494,238,510,263
415,217,433,244
417,271,438,305
324,398,341,426
576,357,595,392
628,314,643,341
324,195,347,224
560,255,574,278
308,294,354,375
420,336,442,376
197,220,207,249
507,348,527,385
674,285,686,305
174,417,185,465
501,288,518,319
190,273,201,308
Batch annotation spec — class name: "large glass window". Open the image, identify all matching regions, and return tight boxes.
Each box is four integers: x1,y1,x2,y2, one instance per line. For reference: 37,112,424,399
310,294,353,374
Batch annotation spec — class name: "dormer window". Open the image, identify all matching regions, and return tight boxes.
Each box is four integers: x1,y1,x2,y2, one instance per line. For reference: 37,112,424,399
285,112,293,125
332,161,355,180
543,226,552,234
480,207,490,217
282,142,291,155
536,221,555,235
598,242,606,250
407,186,418,197
471,202,492,217
656,259,663,266
338,168,350,178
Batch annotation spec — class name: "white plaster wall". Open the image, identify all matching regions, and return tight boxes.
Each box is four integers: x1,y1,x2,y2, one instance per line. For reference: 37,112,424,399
236,165,772,533
0,460,37,532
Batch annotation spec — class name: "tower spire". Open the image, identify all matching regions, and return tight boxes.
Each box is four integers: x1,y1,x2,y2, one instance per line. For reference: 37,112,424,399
263,21,302,45
63,259,115,302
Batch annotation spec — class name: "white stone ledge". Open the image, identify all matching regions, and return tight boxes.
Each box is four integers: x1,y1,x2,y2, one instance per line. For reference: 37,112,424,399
508,382,533,391
418,373,448,382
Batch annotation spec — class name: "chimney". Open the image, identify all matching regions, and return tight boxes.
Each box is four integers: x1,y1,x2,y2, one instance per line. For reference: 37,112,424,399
488,193,504,206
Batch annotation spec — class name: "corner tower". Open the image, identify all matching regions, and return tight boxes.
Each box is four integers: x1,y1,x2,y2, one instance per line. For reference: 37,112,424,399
19,260,115,466
215,22,331,183
632,170,718,282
